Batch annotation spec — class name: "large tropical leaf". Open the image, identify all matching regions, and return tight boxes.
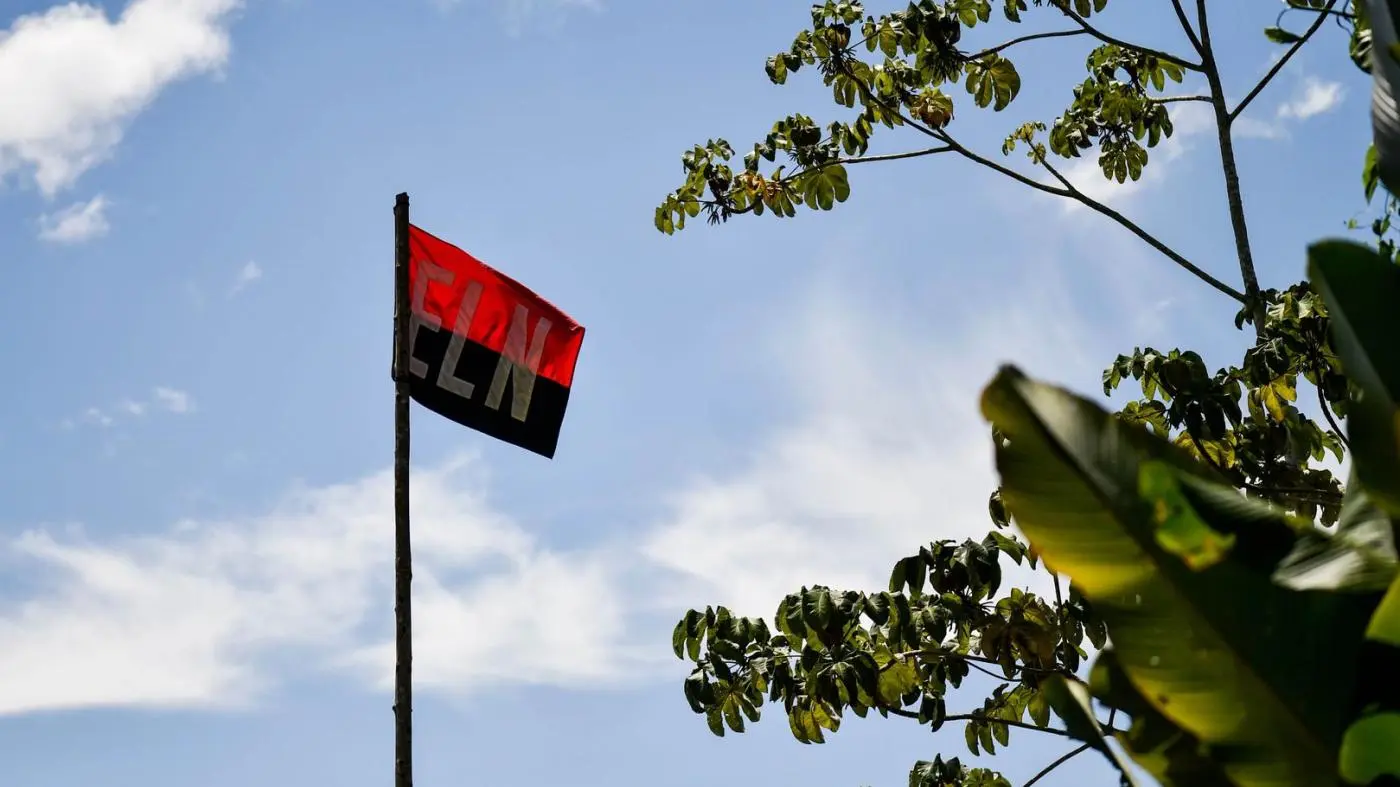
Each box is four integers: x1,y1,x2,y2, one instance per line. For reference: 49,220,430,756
981,366,1379,787
1308,240,1400,515
1339,573,1400,785
1087,649,1233,787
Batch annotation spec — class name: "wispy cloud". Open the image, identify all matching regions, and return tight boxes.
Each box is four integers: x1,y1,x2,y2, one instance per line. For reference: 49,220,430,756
0,0,241,196
433,0,602,34
0,456,636,714
64,387,195,430
1277,76,1345,121
229,261,262,296
638,260,1114,619
38,195,110,244
152,387,194,414
8,250,1119,715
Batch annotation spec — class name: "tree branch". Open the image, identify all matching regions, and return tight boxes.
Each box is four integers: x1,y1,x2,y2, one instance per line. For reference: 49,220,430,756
1316,395,1350,452
967,29,1087,60
837,60,1245,303
943,714,1072,737
1054,3,1202,71
1024,744,1092,787
839,146,955,165
1153,95,1212,104
680,146,954,216
1197,0,1267,331
894,649,1067,676
1170,0,1204,55
1229,0,1338,122
1033,155,1247,302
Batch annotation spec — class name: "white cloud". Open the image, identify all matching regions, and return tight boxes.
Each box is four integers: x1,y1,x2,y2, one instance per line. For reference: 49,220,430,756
229,260,262,295
1277,77,1345,121
66,386,194,431
9,249,1125,715
0,0,241,196
0,456,636,714
153,387,194,414
82,407,113,428
638,268,1106,620
37,194,110,243
433,0,602,34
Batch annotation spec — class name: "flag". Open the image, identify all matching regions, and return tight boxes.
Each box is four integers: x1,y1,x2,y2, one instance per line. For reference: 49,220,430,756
405,224,584,458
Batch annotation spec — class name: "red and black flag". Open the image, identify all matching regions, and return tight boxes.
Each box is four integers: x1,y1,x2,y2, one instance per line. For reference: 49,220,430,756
405,225,584,458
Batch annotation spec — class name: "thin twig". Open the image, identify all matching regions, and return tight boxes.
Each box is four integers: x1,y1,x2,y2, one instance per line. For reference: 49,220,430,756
1153,95,1212,104
1024,744,1092,787
836,60,1246,303
1033,154,1245,302
1229,0,1338,122
1314,377,1352,452
1170,0,1204,54
967,29,1087,60
893,649,1067,676
943,714,1072,737
676,146,954,215
1055,3,1202,70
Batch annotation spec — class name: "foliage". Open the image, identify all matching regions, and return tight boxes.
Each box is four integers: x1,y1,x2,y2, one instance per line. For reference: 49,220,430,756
653,1,1399,785
980,240,1400,786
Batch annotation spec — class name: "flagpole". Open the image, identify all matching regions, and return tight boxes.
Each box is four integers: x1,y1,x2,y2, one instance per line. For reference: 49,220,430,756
391,192,414,787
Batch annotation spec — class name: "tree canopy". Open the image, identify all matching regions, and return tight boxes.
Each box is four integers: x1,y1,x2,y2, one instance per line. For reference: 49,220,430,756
654,2,1399,786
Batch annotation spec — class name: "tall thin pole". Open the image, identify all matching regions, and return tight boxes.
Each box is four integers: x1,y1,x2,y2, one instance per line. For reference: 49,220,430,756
391,192,414,787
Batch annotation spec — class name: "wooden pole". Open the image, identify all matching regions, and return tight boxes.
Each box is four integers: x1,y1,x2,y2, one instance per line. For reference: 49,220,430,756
392,192,414,787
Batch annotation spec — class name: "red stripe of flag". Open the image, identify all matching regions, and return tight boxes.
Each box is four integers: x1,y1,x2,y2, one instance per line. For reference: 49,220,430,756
408,225,584,388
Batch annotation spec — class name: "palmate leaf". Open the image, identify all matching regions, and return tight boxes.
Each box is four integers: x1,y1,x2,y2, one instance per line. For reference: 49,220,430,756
980,365,1379,787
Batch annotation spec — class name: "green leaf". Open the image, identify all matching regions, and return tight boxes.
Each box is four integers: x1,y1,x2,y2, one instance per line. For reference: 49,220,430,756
964,55,1020,111
1138,461,1237,571
672,614,691,659
723,696,745,732
706,706,726,736
1309,240,1400,514
1264,26,1304,44
1027,688,1050,729
981,365,1379,786
1365,144,1382,202
876,659,919,707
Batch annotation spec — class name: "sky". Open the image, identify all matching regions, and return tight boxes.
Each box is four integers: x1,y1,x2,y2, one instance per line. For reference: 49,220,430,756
0,1,1370,785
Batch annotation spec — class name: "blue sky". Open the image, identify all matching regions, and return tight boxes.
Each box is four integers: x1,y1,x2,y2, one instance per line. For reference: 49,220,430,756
0,1,1369,785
